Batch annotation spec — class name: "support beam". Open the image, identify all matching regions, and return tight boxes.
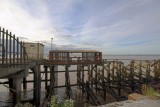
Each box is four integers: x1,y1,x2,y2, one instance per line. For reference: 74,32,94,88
49,65,58,95
8,78,13,93
33,65,41,106
44,65,48,90
12,77,22,107
65,65,71,98
23,78,27,90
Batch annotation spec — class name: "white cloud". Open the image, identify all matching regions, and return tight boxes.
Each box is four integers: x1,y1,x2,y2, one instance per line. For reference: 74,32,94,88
0,0,160,54
77,0,160,52
0,0,58,43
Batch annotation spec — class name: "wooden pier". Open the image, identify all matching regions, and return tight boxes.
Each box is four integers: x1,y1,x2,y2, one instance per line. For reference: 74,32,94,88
44,50,160,106
0,27,160,107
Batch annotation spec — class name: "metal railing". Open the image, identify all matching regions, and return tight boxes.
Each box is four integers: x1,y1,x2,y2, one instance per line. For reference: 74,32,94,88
0,27,28,68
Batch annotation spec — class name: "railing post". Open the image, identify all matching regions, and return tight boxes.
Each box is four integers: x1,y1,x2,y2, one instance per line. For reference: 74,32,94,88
9,32,12,67
20,41,23,66
2,28,5,67
16,37,19,67
13,35,15,67
6,30,8,66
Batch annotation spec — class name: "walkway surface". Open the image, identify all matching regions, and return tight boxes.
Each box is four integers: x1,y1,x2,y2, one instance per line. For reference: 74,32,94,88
0,68,26,78
92,98,160,107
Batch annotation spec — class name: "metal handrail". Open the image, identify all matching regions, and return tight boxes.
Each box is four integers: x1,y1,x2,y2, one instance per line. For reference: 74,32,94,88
0,27,28,68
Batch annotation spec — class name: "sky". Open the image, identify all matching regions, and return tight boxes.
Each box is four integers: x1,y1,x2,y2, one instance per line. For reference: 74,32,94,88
0,0,160,55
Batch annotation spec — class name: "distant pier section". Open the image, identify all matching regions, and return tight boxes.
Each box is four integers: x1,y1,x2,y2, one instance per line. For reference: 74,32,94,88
49,50,102,65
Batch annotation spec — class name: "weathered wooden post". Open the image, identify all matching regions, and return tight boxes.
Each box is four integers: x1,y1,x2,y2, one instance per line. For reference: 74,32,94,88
111,61,115,81
95,64,98,93
44,65,48,90
107,62,111,88
154,60,158,81
130,60,135,92
158,60,160,80
12,77,22,106
77,64,81,87
50,65,58,95
86,81,90,101
81,64,85,93
138,61,142,82
146,61,150,81
102,63,106,100
91,64,93,87
117,62,122,96
65,65,71,98
88,64,91,82
33,64,41,106
23,78,27,90
121,63,125,81
8,78,13,93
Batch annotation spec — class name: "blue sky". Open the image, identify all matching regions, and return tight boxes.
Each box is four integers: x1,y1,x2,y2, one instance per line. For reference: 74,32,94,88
0,0,160,55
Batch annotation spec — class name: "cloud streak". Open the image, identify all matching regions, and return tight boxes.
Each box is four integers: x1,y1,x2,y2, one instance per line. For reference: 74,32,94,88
0,0,160,55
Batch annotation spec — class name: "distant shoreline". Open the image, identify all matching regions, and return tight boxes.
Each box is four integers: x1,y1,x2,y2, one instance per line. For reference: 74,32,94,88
103,54,160,56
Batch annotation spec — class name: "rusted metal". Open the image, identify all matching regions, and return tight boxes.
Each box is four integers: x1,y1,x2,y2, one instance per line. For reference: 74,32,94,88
49,50,102,65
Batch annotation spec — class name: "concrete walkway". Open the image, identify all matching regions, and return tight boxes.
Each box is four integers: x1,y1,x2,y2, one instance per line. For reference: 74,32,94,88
91,98,160,107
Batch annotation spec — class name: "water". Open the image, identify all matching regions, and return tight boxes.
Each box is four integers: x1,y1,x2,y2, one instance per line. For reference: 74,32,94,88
103,55,160,60
0,55,160,106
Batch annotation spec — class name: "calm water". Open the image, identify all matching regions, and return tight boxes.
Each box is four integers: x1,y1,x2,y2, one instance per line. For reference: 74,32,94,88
0,55,160,106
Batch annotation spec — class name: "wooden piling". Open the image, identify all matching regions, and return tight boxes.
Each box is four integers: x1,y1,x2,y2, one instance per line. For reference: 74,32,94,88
154,60,158,80
12,77,22,106
44,65,48,90
146,62,150,81
107,62,111,88
81,64,85,92
65,65,71,98
91,64,93,87
8,78,13,93
77,64,80,87
138,61,142,82
33,65,41,106
111,61,115,81
117,62,121,96
95,64,98,93
102,63,106,100
130,60,135,92
23,78,27,90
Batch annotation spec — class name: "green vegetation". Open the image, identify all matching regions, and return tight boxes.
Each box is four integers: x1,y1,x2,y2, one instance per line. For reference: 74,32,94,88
49,95,74,107
63,99,74,107
144,86,160,98
50,95,58,107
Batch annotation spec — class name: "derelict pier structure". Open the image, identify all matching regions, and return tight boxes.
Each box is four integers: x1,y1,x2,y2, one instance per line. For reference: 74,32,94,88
0,27,160,107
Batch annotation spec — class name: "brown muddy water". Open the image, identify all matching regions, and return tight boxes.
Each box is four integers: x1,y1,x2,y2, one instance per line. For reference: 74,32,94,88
0,55,160,106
